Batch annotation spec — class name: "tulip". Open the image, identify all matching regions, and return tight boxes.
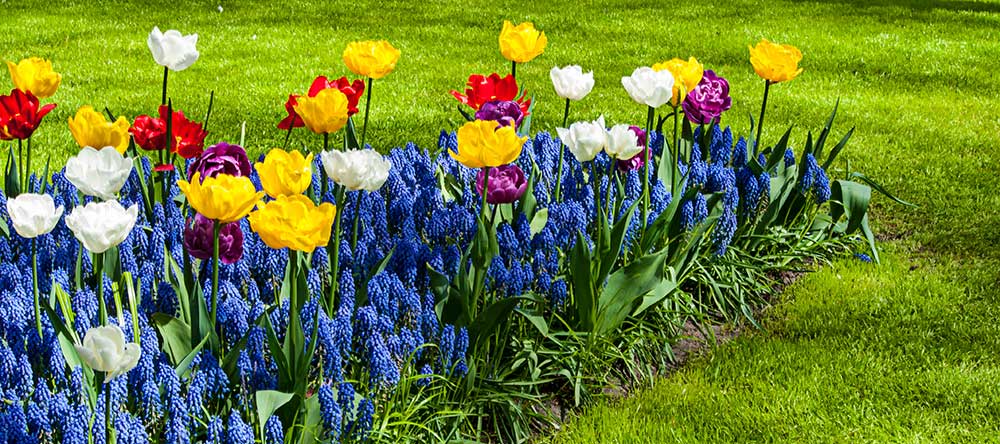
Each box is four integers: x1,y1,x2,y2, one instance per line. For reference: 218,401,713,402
249,194,336,253
0,88,56,141
556,116,607,163
184,213,244,264
549,65,595,101
163,105,208,159
65,200,139,254
749,39,803,84
6,193,63,239
74,324,141,383
342,40,401,80
256,149,313,198
605,124,643,160
617,126,647,172
320,148,391,192
147,27,200,72
293,88,350,135
188,142,252,182
176,173,263,224
682,70,732,125
451,73,531,115
68,106,131,154
129,114,167,152
621,67,674,109
476,164,528,204
279,76,366,131
652,57,704,107
64,147,133,201
449,120,527,169
499,21,547,64
6,57,61,99
474,100,524,129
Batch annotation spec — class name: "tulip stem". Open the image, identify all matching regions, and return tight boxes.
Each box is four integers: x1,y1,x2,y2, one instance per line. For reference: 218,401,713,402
161,66,169,105
209,220,221,326
591,161,601,236
481,167,491,220
327,185,345,313
25,137,31,188
350,191,363,252
96,252,106,325
553,99,570,203
32,238,41,339
321,133,330,200
360,78,373,150
283,125,294,150
16,138,23,190
104,382,112,444
511,61,517,80
673,110,680,174
605,160,616,219
754,80,771,157
641,106,655,230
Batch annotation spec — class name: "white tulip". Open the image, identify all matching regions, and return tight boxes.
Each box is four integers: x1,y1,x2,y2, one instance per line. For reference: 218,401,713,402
605,124,643,160
64,147,133,201
74,324,141,383
621,67,674,109
65,201,138,254
320,149,392,192
556,116,608,163
6,193,63,239
147,27,200,72
550,65,595,101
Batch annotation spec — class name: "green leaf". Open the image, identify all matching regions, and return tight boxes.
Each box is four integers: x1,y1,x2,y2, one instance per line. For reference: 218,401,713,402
345,117,361,150
175,333,211,378
151,313,192,367
829,180,872,235
569,230,595,331
255,390,295,434
297,393,324,444
597,249,669,335
822,126,855,170
5,146,20,198
456,105,475,122
848,172,917,207
861,214,881,264
764,126,794,172
529,208,548,236
469,297,525,349
517,96,536,136
813,99,839,160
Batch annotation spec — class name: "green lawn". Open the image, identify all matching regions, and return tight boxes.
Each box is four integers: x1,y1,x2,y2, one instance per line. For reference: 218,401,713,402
4,0,1000,442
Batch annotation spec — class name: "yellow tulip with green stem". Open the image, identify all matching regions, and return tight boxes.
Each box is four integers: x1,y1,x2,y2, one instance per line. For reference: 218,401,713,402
749,39,803,155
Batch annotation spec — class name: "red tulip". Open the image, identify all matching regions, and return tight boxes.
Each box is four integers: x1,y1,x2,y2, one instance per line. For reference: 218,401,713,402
0,88,55,140
160,105,207,159
450,73,531,116
278,76,366,130
130,114,167,151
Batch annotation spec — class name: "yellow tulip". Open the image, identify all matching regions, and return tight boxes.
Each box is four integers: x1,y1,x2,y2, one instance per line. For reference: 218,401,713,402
6,57,61,99
249,194,336,252
68,106,131,154
255,148,313,198
293,88,350,135
749,39,803,83
499,21,547,63
449,120,527,169
342,40,401,79
177,173,263,224
652,57,704,106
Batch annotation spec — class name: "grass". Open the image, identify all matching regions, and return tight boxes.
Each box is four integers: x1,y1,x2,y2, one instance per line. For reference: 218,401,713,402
4,0,1000,442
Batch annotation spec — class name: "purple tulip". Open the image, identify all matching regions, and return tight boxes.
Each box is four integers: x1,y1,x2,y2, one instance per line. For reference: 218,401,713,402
682,70,732,125
183,213,244,264
617,126,648,172
474,100,524,129
188,142,252,182
476,164,528,204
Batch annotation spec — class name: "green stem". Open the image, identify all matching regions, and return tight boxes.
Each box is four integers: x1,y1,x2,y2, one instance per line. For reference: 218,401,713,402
360,78,373,149
605,160,616,219
672,110,680,195
641,106,655,230
350,191,362,252
321,133,330,200
161,66,169,105
754,80,771,157
104,382,112,444
16,138,22,190
96,252,106,325
481,167,491,219
25,137,31,187
591,161,601,235
32,238,41,339
283,125,294,149
511,61,517,80
328,185,345,310
554,99,570,203
209,220,221,324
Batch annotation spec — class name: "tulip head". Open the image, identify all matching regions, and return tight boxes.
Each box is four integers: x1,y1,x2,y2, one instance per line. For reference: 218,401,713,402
549,65,595,101
6,57,61,99
188,142,252,182
499,21,547,63
184,213,244,264
342,40,400,79
682,70,732,125
0,88,56,140
6,193,63,239
474,100,524,129
177,173,263,224
320,149,391,192
450,73,531,115
450,120,527,169
293,88,350,135
147,27,200,72
249,194,336,253
556,115,608,163
74,325,141,383
65,201,139,254
605,124,643,160
64,146,133,201
621,67,674,109
255,149,313,198
749,39,803,83
68,106,130,154
476,164,528,204
652,57,704,106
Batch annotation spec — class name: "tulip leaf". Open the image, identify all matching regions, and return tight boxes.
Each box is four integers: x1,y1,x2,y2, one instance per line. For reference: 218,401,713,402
529,208,548,236
5,146,20,198
764,125,794,172
469,296,528,349
456,105,475,123
345,117,360,150
597,247,669,335
569,230,595,332
829,179,871,236
848,171,916,207
255,390,295,436
175,333,211,379
151,313,192,368
297,393,324,444
813,98,839,160
823,126,855,170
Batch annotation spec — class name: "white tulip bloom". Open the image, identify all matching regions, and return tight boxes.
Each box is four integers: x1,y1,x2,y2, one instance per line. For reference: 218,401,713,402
6,193,63,239
605,124,643,160
550,65,595,101
74,324,141,383
65,200,138,254
621,67,674,109
320,149,392,192
64,147,133,201
147,27,200,72
556,115,608,163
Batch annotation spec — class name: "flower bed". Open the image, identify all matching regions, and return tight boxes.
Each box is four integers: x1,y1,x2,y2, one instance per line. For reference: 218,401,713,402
0,22,902,444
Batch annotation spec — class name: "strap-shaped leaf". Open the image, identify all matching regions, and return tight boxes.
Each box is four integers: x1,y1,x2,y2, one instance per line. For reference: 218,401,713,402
822,126,855,169
569,230,595,331
763,125,794,172
829,180,872,235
